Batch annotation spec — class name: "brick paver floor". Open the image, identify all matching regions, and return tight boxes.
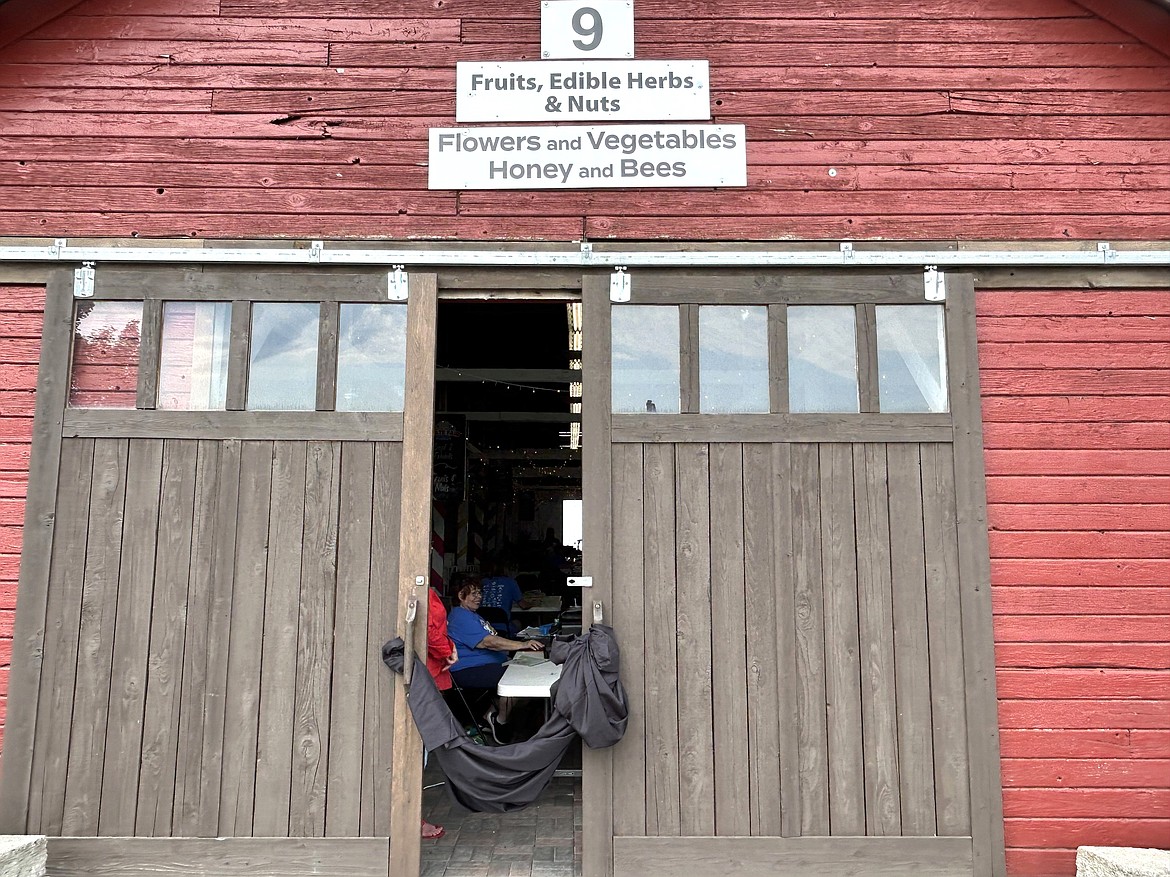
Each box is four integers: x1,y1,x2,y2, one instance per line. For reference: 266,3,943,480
420,764,582,877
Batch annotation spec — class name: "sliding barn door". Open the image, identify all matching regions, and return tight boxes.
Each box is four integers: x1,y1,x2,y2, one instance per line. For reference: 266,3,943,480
581,272,1005,877
0,269,436,876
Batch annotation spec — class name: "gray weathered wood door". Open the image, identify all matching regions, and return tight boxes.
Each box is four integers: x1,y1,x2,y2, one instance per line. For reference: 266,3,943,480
581,272,1005,877
0,268,436,876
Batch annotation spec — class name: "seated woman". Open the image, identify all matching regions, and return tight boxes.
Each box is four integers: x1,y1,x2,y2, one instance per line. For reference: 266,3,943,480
480,559,530,634
447,579,543,742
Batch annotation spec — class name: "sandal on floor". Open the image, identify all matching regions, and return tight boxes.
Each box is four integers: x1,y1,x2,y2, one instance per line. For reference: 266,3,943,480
421,819,445,840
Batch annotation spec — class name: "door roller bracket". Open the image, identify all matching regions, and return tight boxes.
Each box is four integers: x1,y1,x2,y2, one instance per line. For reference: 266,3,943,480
610,267,631,302
73,262,96,298
923,266,946,302
388,265,409,300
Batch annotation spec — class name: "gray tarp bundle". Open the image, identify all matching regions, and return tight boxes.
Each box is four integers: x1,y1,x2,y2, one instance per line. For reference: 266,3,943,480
382,624,628,813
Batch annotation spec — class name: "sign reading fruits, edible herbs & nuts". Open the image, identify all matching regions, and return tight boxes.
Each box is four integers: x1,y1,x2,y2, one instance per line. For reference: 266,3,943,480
428,0,746,190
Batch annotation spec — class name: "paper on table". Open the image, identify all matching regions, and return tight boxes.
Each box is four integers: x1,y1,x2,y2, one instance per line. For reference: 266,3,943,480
509,652,547,666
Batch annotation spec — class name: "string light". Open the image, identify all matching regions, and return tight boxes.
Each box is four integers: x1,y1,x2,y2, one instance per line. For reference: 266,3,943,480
437,366,571,395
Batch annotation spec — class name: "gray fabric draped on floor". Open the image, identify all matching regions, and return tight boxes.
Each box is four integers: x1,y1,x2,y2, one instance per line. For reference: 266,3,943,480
382,624,628,813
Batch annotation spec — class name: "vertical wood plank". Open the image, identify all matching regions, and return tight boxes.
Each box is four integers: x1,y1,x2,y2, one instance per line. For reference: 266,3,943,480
30,439,94,835
857,303,879,414
743,443,782,837
290,441,341,838
172,440,224,836
610,443,646,839
135,298,163,410
790,443,829,836
768,303,789,414
388,273,438,877
770,443,802,838
0,272,75,833
98,439,163,836
921,442,972,837
582,273,615,877
316,302,339,412
135,439,198,836
946,276,1007,877
253,441,309,837
364,440,402,838
853,443,902,836
679,304,699,414
196,438,242,837
225,300,250,411
709,443,750,837
887,443,937,836
62,438,130,835
218,441,273,836
328,442,375,837
643,442,680,836
821,443,865,836
674,442,715,837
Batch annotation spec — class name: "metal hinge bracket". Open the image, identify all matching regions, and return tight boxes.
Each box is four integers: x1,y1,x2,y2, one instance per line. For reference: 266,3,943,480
610,267,630,302
923,266,946,301
1098,241,1119,263
73,262,96,298
388,265,409,300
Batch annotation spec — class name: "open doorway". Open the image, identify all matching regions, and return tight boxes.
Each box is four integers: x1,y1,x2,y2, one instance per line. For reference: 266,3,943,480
422,296,583,877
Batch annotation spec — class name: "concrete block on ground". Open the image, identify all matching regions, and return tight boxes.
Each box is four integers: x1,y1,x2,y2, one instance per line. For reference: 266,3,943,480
1077,846,1170,877
0,836,46,877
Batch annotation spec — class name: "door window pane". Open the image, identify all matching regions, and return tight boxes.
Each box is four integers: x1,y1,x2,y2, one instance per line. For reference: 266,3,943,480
612,306,679,414
876,305,949,413
157,302,231,410
699,306,768,413
69,301,142,408
247,302,319,411
336,303,408,412
787,306,859,413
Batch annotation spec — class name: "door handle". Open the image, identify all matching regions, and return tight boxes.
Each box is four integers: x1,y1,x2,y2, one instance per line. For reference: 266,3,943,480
403,595,419,684
592,600,604,625
401,574,426,684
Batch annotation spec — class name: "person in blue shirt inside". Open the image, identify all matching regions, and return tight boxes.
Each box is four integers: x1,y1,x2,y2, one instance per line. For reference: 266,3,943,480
480,558,530,634
447,579,542,741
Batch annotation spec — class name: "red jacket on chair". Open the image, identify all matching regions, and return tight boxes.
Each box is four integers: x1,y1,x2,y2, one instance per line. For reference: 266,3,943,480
426,587,455,691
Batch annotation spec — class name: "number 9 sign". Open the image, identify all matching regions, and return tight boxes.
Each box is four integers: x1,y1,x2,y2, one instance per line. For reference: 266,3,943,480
541,0,634,59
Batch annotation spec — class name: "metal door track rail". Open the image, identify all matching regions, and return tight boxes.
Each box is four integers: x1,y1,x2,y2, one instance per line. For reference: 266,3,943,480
1,240,1169,268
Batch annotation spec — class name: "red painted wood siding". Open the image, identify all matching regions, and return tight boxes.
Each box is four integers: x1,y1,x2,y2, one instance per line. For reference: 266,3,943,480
0,0,1166,239
0,285,42,740
0,2,1168,873
980,291,1170,877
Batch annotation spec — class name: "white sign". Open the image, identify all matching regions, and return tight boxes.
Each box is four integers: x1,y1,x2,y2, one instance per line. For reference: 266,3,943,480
428,124,747,190
541,0,633,59
457,60,709,122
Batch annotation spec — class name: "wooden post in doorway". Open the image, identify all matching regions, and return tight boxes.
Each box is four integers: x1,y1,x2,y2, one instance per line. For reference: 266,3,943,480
389,274,438,877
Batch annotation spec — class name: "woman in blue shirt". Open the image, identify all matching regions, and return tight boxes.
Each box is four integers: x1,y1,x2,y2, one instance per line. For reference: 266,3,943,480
448,579,543,685
447,579,543,742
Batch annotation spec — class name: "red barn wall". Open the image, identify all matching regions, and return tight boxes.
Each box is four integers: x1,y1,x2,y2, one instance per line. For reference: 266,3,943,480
980,291,1170,876
0,0,1167,239
0,286,41,742
0,1,1168,875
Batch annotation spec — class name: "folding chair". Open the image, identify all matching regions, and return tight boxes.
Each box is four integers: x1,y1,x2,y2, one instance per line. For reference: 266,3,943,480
446,676,491,744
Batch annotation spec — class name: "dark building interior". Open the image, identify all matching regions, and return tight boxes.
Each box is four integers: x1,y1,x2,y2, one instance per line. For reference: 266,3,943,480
435,297,582,510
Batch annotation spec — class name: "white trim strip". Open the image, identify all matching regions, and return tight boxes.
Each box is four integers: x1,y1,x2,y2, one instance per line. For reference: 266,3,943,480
0,240,1168,268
